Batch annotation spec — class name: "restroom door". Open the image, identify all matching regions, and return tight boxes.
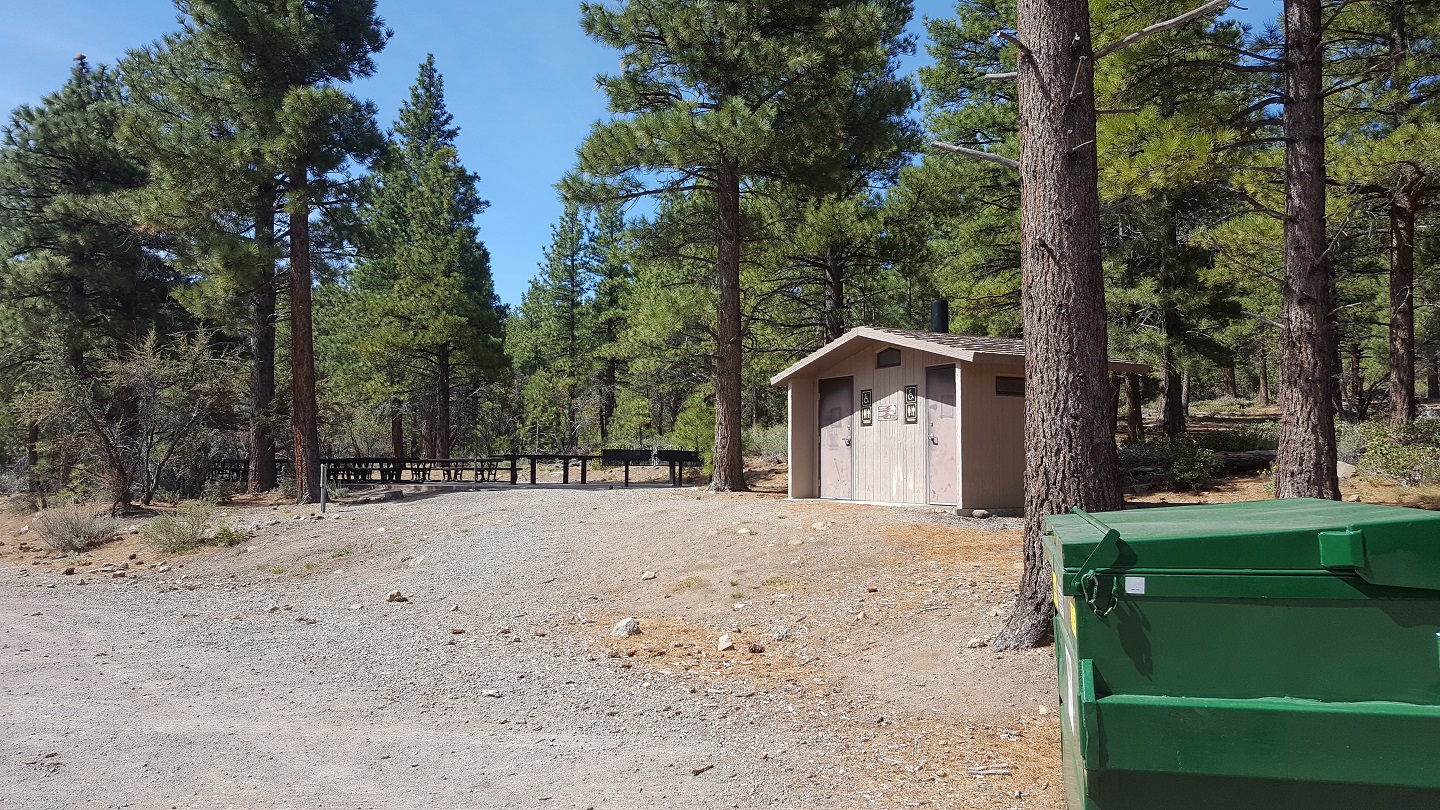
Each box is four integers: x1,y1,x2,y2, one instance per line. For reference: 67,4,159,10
818,376,854,499
926,365,958,505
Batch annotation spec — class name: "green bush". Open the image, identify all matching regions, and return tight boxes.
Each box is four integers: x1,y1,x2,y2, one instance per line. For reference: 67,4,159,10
36,504,118,553
144,500,218,554
211,516,248,548
744,423,788,462
1352,420,1440,485
1192,423,1279,452
1118,437,1220,491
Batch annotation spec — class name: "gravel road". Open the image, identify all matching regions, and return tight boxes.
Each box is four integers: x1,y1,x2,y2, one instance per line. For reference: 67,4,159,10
2,488,809,809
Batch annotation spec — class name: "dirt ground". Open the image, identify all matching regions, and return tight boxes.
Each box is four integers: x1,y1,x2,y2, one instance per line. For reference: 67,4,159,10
4,451,1434,809
2,465,1057,810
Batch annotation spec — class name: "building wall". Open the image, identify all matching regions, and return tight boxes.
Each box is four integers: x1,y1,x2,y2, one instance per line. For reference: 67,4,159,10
800,343,957,505
958,361,1026,509
787,378,818,499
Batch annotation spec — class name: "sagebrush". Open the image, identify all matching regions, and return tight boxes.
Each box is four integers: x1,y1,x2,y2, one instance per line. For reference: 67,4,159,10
36,504,118,553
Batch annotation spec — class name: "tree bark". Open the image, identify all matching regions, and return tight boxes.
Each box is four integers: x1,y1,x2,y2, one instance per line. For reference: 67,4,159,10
1126,373,1144,442
1348,342,1365,422
1276,0,1340,500
1258,346,1271,406
1157,313,1186,437
1428,352,1438,401
996,0,1123,651
1221,364,1238,398
26,421,40,492
1388,175,1419,425
710,157,748,491
288,164,322,504
248,185,278,494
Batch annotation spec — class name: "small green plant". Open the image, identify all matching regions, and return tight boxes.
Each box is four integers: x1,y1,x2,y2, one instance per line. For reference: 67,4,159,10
330,547,353,559
211,517,247,547
201,482,241,503
729,579,740,587
731,592,744,599
270,566,286,575
671,576,703,592
36,504,118,553
303,561,316,571
761,575,799,588
143,500,217,554
152,488,185,505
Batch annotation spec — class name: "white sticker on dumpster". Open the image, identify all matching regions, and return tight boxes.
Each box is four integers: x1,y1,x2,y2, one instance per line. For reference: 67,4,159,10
1124,576,1146,595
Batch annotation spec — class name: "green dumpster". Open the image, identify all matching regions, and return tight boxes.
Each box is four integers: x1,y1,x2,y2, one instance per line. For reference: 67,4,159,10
1044,498,1440,809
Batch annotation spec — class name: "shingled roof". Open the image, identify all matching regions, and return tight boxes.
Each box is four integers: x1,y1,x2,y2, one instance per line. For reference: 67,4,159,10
770,326,1149,385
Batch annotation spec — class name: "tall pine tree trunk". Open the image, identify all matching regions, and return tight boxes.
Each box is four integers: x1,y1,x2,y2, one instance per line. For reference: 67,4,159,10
1258,346,1271,406
1157,319,1186,438
996,0,1122,650
1428,352,1439,401
1221,364,1238,398
248,186,278,494
1276,0,1339,500
1388,176,1419,426
1126,374,1144,442
288,166,322,504
26,421,40,492
711,157,747,491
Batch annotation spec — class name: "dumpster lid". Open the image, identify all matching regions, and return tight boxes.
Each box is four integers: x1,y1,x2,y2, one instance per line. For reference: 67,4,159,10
1045,498,1440,591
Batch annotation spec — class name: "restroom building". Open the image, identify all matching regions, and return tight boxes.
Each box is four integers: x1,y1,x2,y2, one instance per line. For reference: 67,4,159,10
770,326,1148,511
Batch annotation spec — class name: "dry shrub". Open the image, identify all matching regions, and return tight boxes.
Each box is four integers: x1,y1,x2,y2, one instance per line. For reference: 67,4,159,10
36,504,118,553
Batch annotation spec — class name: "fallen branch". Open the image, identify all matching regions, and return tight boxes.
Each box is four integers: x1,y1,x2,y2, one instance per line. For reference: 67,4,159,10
930,141,1021,171
1094,0,1233,60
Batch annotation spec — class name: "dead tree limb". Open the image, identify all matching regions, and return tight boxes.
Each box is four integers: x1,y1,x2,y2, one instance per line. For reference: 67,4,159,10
929,141,1021,170
1093,0,1233,59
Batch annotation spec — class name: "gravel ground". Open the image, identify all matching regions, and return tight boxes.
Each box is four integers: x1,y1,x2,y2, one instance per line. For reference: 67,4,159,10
1,483,1060,810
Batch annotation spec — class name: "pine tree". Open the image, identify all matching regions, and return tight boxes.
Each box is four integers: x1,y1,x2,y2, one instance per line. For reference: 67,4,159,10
564,0,916,491
170,0,389,502
0,57,178,495
333,55,503,460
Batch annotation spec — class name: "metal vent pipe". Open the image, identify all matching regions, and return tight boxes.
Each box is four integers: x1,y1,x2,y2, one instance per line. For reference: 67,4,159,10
930,300,950,333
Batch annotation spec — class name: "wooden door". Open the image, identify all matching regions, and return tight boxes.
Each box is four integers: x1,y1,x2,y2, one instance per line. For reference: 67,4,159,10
926,365,958,505
818,376,854,499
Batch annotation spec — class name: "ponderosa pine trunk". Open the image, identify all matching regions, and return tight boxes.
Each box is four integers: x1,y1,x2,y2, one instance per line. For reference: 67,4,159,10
1157,327,1186,438
1388,175,1419,426
995,0,1123,650
1126,373,1144,442
248,186,278,494
25,421,40,492
1221,364,1238,398
1428,353,1438,401
288,165,322,504
1258,346,1271,406
1276,0,1340,500
710,157,747,492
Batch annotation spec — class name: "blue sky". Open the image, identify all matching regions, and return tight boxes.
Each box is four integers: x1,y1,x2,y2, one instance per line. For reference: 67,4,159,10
0,1,1277,307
